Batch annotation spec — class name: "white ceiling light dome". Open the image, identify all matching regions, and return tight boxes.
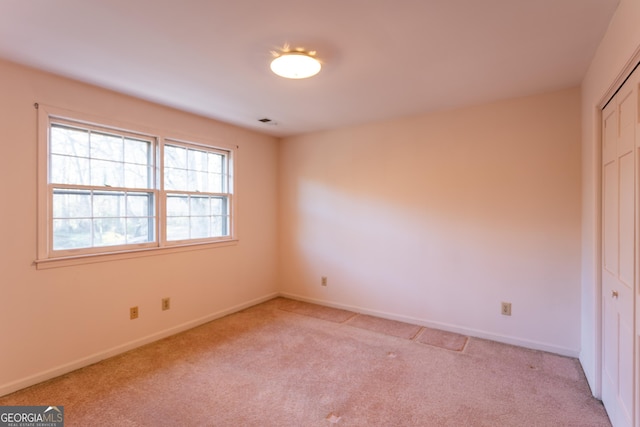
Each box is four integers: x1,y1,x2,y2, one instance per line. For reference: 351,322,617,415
270,49,321,79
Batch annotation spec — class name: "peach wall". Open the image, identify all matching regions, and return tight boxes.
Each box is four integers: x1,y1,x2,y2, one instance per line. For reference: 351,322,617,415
580,0,640,396
278,88,582,356
0,60,279,395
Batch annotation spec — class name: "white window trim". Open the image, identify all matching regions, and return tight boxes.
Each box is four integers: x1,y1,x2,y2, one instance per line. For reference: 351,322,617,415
35,104,237,269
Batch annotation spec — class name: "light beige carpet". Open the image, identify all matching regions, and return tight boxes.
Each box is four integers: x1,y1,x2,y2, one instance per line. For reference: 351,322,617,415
278,298,468,351
416,327,469,352
0,298,610,426
346,314,423,340
277,298,357,323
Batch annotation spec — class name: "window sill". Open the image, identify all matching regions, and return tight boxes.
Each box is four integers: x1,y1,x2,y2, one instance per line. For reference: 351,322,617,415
34,239,239,270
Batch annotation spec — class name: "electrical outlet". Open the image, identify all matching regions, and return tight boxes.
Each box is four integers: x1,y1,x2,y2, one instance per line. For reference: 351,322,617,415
130,306,139,320
321,276,328,286
501,302,512,316
162,297,170,311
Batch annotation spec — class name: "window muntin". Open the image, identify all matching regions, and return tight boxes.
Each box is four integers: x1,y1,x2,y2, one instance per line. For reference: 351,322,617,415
40,111,235,262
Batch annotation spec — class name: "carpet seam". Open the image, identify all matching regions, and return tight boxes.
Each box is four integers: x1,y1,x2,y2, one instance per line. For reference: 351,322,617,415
279,303,470,353
410,326,425,341
340,312,359,324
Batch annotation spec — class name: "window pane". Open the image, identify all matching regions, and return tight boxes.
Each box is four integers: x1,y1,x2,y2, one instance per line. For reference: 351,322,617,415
94,193,126,217
190,216,210,239
208,153,222,174
91,159,123,187
189,170,209,192
124,164,152,188
51,125,90,157
91,132,123,162
167,195,189,216
188,149,208,172
210,197,226,216
124,138,150,165
212,216,227,237
165,145,187,169
53,218,92,250
127,193,152,217
53,189,91,218
51,154,90,185
166,217,189,241
93,218,126,246
190,196,210,216
127,217,153,243
164,167,187,191
209,173,223,193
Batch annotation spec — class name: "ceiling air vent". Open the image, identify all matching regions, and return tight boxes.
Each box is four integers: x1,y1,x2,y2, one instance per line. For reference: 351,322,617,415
258,118,277,125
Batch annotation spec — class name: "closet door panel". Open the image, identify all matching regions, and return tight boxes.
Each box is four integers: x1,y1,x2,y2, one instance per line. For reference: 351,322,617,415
603,160,619,275
620,151,635,288
602,71,637,427
604,106,618,163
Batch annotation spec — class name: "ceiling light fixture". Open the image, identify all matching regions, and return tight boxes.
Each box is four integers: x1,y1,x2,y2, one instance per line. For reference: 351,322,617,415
270,48,321,79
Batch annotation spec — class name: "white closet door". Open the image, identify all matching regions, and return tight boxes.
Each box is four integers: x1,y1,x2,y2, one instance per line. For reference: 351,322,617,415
602,69,638,427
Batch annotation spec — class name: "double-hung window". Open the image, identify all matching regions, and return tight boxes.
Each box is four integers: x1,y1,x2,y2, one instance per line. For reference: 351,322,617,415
163,142,231,242
48,121,157,252
37,106,235,266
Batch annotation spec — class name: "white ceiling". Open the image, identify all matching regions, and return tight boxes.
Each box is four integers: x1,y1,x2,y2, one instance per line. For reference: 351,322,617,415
0,0,619,137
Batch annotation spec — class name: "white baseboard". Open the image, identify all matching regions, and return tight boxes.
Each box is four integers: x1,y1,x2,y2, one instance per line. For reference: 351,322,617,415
278,292,580,358
0,292,279,398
